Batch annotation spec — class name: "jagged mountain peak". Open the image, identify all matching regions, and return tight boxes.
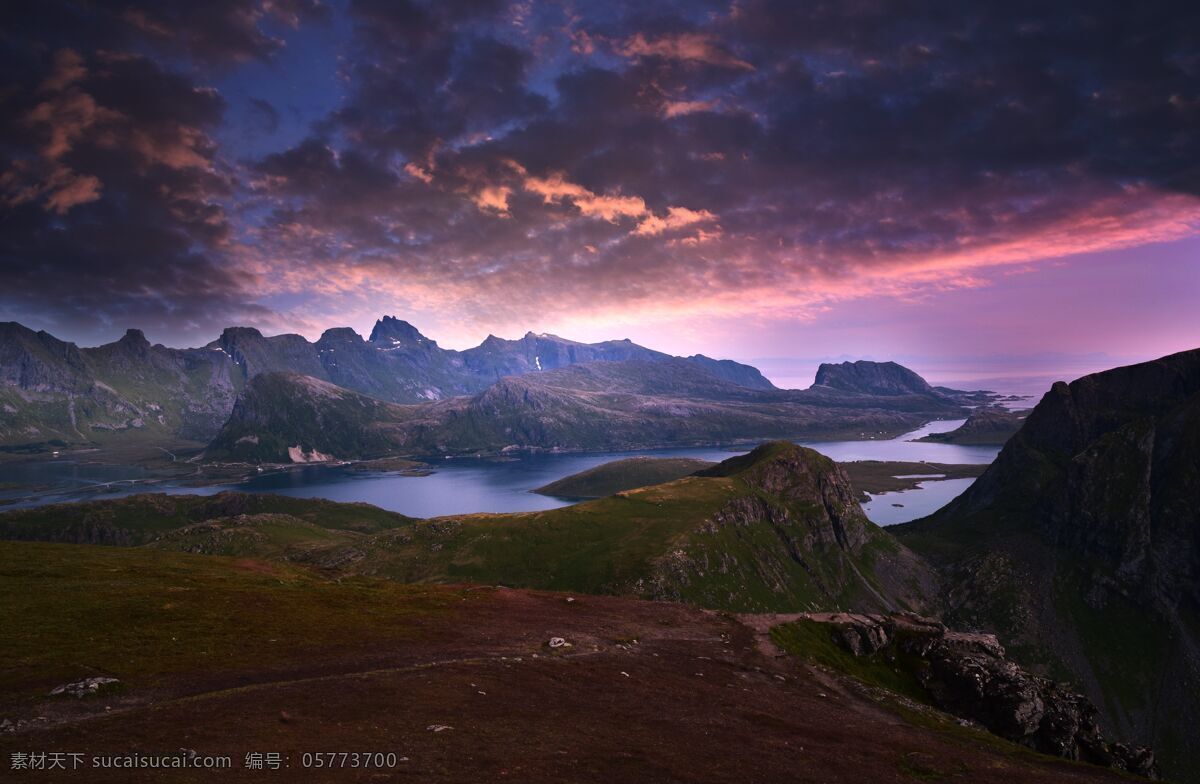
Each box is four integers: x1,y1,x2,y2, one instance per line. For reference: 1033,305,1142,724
368,316,434,346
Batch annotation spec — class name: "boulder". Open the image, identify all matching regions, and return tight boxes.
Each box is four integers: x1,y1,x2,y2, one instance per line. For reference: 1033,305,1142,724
48,677,120,698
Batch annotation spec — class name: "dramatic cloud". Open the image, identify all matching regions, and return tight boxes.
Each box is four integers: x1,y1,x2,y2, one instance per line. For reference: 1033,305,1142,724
0,4,297,343
1,0,1197,351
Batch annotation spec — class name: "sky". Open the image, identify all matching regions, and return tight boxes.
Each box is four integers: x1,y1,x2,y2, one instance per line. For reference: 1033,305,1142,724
1,0,1198,389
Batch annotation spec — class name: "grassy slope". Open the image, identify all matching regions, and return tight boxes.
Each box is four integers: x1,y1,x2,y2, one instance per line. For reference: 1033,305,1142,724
0,492,415,545
770,619,933,704
0,540,470,704
0,445,934,616
207,373,414,462
533,456,715,498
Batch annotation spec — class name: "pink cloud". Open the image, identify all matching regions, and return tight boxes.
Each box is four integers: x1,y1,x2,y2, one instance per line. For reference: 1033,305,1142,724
617,33,754,71
635,206,717,236
404,162,434,184
473,185,513,215
663,99,718,118
523,170,591,203
38,49,87,92
252,188,1199,346
43,169,103,214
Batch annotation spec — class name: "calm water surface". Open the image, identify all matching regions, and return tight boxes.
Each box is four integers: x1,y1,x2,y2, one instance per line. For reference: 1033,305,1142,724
0,418,999,525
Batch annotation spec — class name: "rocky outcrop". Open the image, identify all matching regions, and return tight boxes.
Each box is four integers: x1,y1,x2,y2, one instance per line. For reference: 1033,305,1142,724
641,443,938,614
804,612,1157,778
48,677,121,698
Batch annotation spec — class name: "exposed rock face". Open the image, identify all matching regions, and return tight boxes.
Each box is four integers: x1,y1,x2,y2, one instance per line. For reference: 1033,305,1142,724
806,613,1158,778
895,348,1200,783
702,442,871,550
0,321,239,445
368,316,434,346
642,443,939,614
0,322,93,394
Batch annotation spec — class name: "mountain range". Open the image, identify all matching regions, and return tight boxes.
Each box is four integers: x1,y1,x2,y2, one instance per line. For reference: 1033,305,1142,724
1,317,986,459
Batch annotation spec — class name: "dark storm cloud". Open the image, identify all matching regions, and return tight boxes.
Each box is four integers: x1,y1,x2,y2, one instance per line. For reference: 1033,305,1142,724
0,2,318,343
1,1,1197,343
0,1,330,65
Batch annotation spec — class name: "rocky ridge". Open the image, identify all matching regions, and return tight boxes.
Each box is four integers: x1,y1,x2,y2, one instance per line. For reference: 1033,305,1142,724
798,612,1157,778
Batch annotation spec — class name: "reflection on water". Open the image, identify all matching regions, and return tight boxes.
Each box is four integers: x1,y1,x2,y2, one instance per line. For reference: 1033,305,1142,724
862,478,977,526
0,418,999,524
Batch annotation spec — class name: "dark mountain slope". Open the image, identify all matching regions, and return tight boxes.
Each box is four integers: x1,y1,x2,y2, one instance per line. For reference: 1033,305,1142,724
894,348,1200,782
686,354,775,389
0,322,239,446
208,360,964,461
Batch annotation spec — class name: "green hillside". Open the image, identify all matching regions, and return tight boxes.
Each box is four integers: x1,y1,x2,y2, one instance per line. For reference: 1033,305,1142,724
533,456,714,498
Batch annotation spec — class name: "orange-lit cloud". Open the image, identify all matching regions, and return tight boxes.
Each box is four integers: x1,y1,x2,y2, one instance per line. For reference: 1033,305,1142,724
473,184,513,214
617,33,754,71
634,206,717,236
663,99,718,118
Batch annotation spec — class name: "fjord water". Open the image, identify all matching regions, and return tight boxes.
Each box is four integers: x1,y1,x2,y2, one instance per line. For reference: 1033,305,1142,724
0,419,998,525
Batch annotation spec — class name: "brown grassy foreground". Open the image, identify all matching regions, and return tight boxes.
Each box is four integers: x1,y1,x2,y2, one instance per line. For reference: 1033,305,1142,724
0,541,1131,783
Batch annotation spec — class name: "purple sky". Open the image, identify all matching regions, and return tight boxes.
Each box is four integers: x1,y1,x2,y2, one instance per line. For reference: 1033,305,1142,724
2,1,1197,390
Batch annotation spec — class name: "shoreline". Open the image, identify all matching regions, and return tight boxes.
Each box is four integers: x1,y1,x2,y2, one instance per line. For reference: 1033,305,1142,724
0,417,981,512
